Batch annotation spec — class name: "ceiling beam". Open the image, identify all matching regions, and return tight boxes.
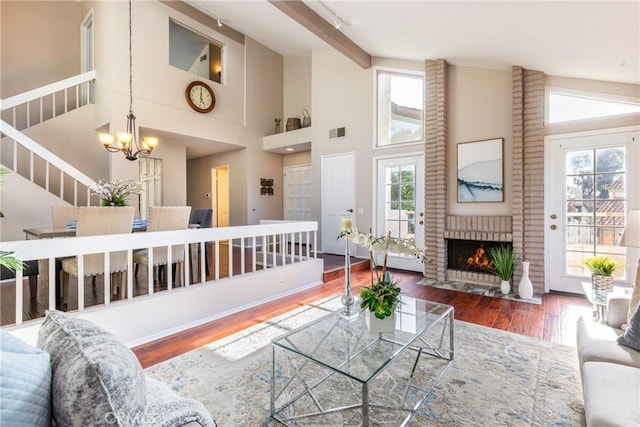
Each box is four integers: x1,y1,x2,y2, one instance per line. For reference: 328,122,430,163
267,0,371,69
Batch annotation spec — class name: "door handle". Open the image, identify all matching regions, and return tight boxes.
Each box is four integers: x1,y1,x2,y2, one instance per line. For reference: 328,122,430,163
550,214,557,219
419,220,424,225
347,209,354,213
550,224,558,230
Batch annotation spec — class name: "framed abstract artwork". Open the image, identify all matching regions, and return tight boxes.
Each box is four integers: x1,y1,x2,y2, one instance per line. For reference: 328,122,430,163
457,138,504,203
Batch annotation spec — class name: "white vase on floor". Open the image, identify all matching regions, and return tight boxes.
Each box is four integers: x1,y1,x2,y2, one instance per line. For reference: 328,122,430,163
500,280,511,295
518,261,534,299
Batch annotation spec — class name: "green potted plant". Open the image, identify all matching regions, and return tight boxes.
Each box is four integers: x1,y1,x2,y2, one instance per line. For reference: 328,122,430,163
488,245,517,295
89,179,141,206
583,256,622,304
0,168,25,273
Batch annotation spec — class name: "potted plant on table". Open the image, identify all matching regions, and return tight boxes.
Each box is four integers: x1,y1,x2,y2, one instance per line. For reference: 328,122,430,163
339,229,429,332
584,256,622,304
488,245,517,295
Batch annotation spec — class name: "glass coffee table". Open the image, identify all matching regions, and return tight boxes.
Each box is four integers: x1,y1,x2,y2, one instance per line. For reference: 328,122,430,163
270,297,454,426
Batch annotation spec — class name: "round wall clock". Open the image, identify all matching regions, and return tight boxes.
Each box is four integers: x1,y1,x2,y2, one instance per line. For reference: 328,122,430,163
185,81,215,113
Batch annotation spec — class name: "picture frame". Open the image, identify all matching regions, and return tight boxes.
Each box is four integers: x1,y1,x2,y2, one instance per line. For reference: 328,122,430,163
457,138,504,203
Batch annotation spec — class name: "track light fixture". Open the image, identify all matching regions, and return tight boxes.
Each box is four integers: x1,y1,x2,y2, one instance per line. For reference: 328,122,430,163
318,0,346,30
217,16,223,27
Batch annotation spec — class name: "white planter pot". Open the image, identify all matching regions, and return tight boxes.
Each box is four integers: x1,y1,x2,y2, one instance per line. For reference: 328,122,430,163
365,310,396,333
500,280,511,295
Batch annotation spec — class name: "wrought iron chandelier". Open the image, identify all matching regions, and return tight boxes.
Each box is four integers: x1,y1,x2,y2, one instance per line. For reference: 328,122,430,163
98,0,158,161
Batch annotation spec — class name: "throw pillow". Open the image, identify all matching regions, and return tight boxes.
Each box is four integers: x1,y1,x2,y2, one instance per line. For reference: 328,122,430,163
626,265,640,327
0,330,52,426
618,304,640,352
36,310,147,426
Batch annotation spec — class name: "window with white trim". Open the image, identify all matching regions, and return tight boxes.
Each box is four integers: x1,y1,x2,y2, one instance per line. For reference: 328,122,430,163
376,70,424,147
547,88,640,125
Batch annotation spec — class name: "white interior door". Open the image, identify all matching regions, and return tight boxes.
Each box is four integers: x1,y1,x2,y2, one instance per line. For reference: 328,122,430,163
547,127,639,294
139,158,162,220
322,153,355,255
375,154,425,272
284,164,312,244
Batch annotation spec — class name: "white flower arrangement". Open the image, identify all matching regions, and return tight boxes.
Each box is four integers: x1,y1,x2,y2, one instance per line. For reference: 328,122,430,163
338,228,429,264
338,228,430,319
90,179,141,206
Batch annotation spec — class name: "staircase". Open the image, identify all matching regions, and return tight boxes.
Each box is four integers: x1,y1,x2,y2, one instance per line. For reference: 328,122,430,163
0,71,98,208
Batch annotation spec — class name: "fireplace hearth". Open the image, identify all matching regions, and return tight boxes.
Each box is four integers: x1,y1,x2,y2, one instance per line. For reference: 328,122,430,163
447,239,512,274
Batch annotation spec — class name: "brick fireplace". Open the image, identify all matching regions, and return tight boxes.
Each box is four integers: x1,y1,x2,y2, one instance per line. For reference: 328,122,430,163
444,216,513,286
423,60,544,294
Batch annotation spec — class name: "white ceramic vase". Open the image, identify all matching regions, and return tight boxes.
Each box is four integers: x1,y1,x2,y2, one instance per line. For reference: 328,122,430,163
365,310,396,333
518,261,534,299
500,280,511,295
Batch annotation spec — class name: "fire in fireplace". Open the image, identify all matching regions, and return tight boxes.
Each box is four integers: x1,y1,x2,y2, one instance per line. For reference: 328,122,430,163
447,239,512,273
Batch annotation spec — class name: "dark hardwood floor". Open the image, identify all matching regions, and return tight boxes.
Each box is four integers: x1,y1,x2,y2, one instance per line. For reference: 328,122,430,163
132,267,592,369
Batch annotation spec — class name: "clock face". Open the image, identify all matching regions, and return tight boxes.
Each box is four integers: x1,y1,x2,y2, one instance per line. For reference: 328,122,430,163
186,82,215,113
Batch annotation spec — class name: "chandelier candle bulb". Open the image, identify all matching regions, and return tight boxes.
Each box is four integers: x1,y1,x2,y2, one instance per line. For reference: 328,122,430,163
341,218,353,231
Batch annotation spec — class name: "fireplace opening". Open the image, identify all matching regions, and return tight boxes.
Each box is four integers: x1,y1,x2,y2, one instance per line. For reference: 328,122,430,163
447,239,512,273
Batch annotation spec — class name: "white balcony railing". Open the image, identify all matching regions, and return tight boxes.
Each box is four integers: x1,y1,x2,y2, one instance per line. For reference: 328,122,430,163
1,221,320,344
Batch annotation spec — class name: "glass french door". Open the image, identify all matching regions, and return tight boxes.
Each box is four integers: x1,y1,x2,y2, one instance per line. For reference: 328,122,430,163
375,155,425,272
547,128,639,294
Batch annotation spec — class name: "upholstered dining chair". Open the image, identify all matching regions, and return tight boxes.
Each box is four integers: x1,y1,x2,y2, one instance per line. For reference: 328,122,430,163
60,207,134,306
189,208,213,280
133,206,192,286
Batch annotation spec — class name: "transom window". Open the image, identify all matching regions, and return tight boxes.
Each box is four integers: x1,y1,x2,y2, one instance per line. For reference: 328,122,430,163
547,88,640,124
376,70,424,147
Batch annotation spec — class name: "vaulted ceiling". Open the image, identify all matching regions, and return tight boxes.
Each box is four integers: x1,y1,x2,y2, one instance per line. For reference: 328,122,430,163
187,0,640,85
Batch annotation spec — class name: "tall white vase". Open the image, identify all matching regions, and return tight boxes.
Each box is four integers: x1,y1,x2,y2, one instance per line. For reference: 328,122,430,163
518,261,534,299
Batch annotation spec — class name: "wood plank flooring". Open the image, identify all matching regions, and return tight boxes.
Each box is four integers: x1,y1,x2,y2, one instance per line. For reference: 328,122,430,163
132,268,592,368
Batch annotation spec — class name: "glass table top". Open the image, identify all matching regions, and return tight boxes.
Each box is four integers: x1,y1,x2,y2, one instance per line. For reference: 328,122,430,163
272,296,453,383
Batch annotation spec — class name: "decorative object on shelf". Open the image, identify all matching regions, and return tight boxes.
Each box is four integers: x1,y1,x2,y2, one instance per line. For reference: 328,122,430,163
457,138,503,203
488,245,516,295
274,118,281,134
583,256,621,305
339,218,357,319
518,261,534,299
285,117,301,132
339,228,429,328
98,0,159,161
260,178,274,196
90,179,142,206
301,109,311,128
185,81,215,113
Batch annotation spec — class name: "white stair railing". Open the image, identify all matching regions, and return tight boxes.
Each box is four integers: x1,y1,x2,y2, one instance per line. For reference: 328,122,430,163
1,71,96,130
0,71,97,205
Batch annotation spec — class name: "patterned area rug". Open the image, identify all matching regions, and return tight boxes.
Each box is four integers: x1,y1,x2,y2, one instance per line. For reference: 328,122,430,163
146,296,584,426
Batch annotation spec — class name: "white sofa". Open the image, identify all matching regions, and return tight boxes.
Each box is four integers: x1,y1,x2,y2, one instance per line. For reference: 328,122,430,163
1,310,214,427
576,294,640,426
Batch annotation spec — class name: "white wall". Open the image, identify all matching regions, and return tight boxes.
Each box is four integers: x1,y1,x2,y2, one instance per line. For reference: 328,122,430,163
284,57,312,124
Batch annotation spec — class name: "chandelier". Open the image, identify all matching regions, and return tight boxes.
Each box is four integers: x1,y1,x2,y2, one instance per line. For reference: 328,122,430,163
98,0,158,161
